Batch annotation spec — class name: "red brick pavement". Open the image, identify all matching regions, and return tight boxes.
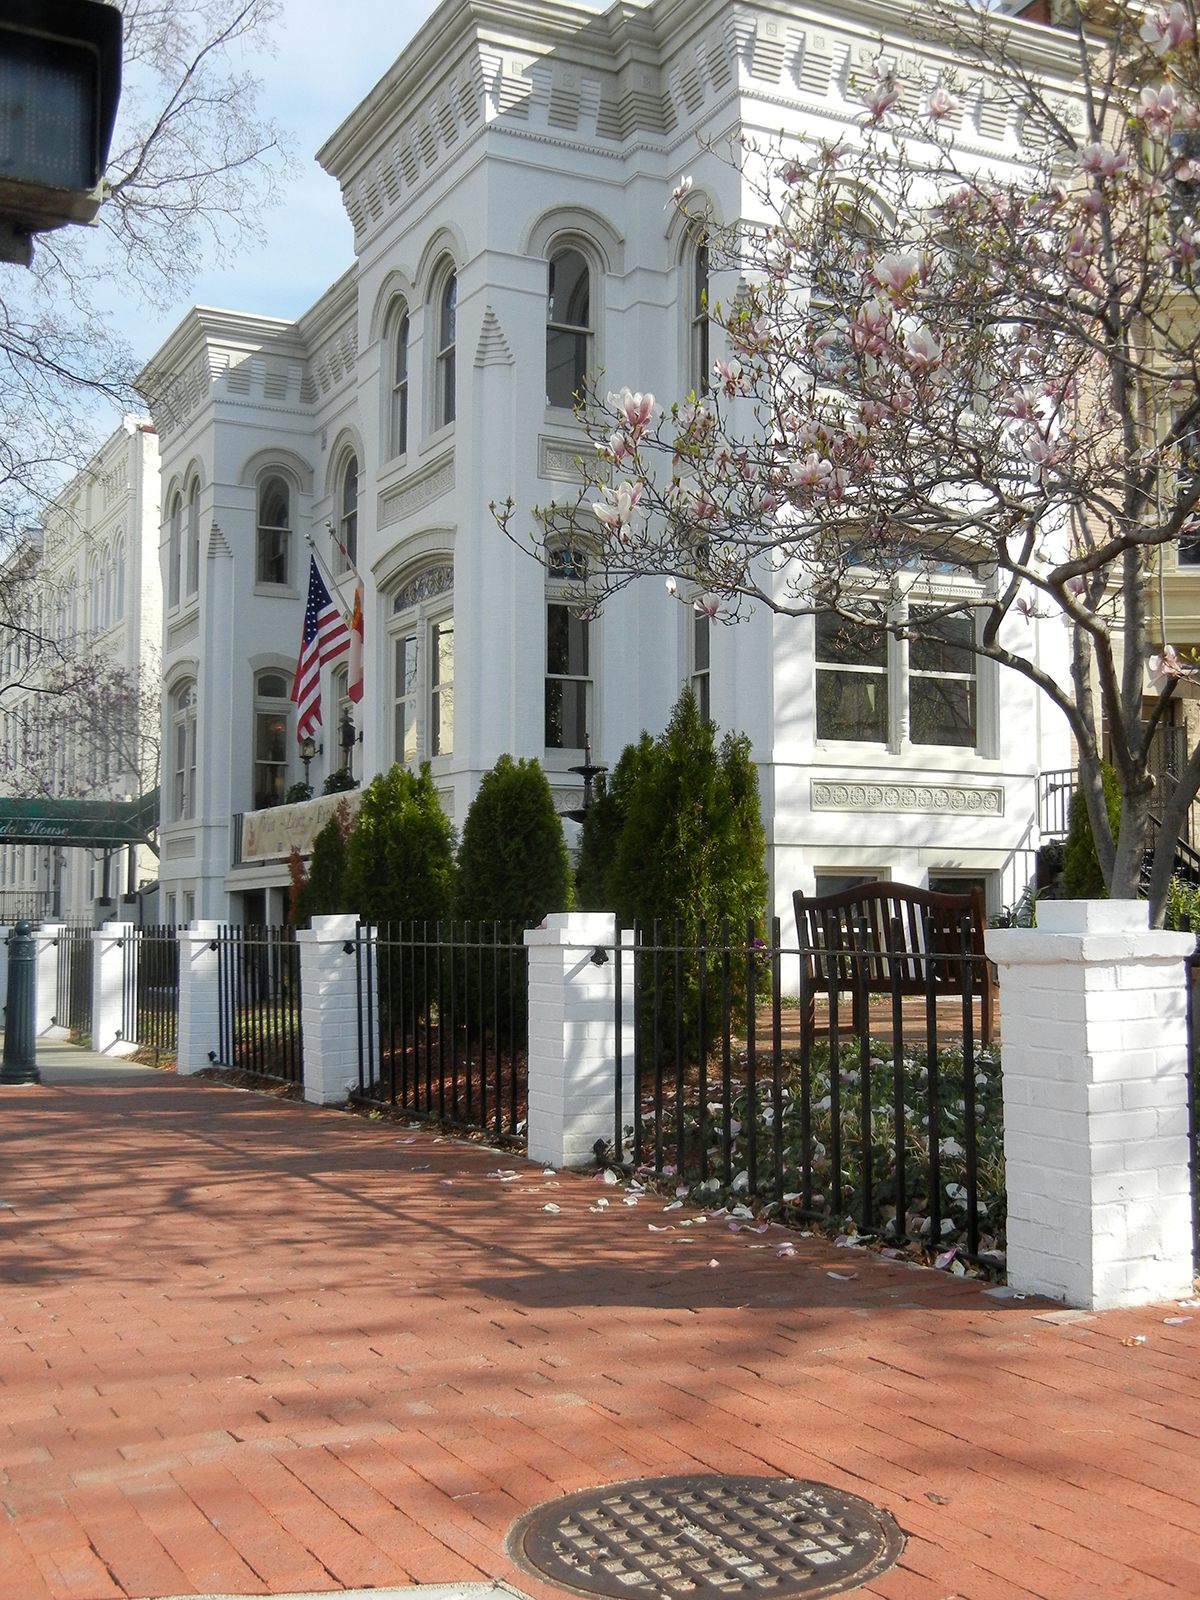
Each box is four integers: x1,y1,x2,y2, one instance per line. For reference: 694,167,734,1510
1,1065,1198,1600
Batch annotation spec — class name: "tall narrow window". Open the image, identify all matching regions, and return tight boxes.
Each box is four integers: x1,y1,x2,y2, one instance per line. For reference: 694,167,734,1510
336,455,358,572
112,537,126,622
172,681,197,820
87,554,104,636
256,474,291,586
908,614,977,748
691,610,711,721
546,603,590,749
690,240,710,395
253,671,291,809
393,629,418,765
167,491,182,608
389,305,410,457
546,247,591,408
186,479,201,597
430,617,454,757
436,270,457,427
815,613,888,743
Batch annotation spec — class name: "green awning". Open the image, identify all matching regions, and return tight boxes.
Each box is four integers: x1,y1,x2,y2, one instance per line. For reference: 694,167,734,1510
0,790,159,848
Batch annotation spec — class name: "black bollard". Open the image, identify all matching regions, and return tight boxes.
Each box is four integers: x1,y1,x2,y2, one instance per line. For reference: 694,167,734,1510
1,921,40,1084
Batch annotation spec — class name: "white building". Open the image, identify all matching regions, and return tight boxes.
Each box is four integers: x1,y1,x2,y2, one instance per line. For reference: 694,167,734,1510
137,0,1071,928
0,416,162,921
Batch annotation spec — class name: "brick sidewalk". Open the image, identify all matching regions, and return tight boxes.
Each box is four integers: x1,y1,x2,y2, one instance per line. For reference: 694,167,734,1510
2,1065,1198,1600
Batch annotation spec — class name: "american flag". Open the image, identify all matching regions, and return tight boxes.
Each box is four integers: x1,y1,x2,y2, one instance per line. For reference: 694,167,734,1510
291,557,350,738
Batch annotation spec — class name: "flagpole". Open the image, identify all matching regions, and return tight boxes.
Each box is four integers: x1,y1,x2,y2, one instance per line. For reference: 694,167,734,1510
304,531,356,618
322,518,366,590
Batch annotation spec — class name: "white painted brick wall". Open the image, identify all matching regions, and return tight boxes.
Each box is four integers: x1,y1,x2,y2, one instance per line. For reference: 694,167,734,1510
90,923,139,1058
176,922,222,1074
297,914,370,1105
987,900,1195,1311
34,924,66,1038
525,913,636,1169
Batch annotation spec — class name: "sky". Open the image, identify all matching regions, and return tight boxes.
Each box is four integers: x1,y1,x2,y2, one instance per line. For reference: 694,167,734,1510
110,0,446,363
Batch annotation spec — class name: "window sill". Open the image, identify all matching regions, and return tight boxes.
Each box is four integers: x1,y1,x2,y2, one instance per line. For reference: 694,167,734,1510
422,421,455,455
253,582,301,600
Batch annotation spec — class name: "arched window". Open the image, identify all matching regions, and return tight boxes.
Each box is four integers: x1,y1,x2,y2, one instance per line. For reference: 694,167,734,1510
112,537,126,623
256,474,291,586
87,554,104,636
167,491,183,608
388,563,454,765
186,479,201,597
546,246,591,409
252,670,291,810
388,303,410,458
336,454,358,573
171,681,197,820
689,238,710,395
435,269,457,428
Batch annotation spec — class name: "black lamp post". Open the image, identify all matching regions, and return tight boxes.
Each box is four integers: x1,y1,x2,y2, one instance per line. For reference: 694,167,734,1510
340,708,358,771
299,734,320,787
563,735,606,824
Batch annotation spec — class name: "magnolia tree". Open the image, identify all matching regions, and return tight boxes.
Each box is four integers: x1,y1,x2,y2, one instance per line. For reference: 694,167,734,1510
496,0,1200,921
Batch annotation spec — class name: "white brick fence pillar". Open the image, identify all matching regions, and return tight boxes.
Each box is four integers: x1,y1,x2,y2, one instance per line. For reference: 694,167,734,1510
176,922,222,1075
524,913,635,1169
987,900,1195,1311
34,923,65,1038
90,922,139,1057
297,914,372,1105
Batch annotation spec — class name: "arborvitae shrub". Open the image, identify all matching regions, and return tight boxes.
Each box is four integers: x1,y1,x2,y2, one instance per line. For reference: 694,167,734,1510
455,755,572,925
607,688,768,943
341,763,454,927
292,799,355,927
575,736,654,910
1062,763,1121,899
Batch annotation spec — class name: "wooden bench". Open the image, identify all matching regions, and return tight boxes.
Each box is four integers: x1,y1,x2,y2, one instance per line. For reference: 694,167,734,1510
792,881,995,1047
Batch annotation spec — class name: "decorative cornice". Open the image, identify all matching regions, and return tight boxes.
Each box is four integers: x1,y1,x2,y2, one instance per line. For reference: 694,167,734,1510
810,779,1004,817
379,452,456,528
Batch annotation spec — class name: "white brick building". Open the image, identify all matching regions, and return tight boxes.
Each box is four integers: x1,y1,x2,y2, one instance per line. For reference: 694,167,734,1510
0,416,162,921
137,0,1071,927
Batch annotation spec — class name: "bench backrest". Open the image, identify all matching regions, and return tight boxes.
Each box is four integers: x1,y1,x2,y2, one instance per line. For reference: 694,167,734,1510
792,881,987,999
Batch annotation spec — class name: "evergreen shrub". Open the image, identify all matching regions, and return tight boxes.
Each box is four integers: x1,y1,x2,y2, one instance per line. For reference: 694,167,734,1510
455,754,572,925
1062,763,1121,898
342,763,454,927
292,798,355,927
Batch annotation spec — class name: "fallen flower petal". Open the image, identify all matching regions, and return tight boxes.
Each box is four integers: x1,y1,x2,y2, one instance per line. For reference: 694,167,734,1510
542,1202,561,1213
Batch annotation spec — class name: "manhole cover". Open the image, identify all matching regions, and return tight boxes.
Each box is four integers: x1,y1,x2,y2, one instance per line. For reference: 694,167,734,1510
508,1473,904,1600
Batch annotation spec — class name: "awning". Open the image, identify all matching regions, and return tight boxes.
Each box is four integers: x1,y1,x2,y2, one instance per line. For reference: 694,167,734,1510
0,790,159,849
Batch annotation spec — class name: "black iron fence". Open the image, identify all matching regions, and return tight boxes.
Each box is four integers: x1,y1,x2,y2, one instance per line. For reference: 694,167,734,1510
1187,936,1200,1271
53,922,93,1040
119,925,179,1061
613,917,1001,1259
354,920,529,1139
215,924,302,1084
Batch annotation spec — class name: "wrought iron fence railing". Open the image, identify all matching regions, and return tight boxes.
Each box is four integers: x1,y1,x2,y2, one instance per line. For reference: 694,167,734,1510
215,924,302,1084
119,924,179,1061
52,922,93,1040
354,920,529,1140
611,916,1000,1259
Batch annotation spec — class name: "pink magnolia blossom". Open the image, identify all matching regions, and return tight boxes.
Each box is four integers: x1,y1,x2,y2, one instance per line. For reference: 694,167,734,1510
713,357,748,394
666,175,693,209
873,253,921,297
1149,643,1183,680
694,594,723,620
851,301,893,356
1172,224,1199,266
1176,158,1200,183
664,576,678,597
1137,84,1178,134
926,87,960,121
790,453,835,491
607,387,654,436
1065,575,1086,597
598,432,628,464
592,481,642,532
1023,435,1057,471
778,157,805,186
905,326,942,369
861,82,900,124
1078,143,1127,179
1140,4,1194,55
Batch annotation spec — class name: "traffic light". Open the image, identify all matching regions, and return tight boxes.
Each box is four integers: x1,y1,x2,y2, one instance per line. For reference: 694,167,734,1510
0,0,122,265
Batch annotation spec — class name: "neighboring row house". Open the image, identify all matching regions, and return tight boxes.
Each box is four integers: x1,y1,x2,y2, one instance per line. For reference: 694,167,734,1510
0,416,162,920
137,0,1073,928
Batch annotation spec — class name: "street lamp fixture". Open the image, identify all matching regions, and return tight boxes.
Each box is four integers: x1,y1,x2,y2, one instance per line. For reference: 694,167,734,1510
563,734,607,824
340,708,360,771
299,734,321,787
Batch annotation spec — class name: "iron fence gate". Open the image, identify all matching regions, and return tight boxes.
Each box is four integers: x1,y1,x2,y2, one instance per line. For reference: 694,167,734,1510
215,924,302,1084
53,923,93,1041
614,916,1001,1260
119,925,179,1060
355,920,529,1140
